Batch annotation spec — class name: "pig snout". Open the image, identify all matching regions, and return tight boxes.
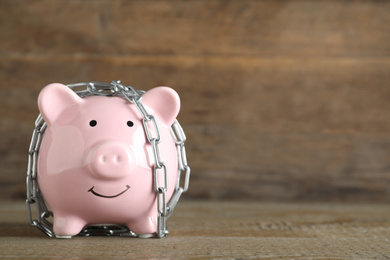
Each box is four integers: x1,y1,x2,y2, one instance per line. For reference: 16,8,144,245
87,142,134,180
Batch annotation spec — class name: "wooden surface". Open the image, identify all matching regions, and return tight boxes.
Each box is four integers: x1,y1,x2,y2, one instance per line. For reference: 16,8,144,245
1,0,390,202
0,200,389,259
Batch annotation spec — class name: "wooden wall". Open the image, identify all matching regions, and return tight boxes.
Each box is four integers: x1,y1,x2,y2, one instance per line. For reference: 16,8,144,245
1,0,390,202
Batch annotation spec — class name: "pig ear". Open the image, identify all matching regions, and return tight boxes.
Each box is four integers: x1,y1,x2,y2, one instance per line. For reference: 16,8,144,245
38,83,82,124
141,87,181,126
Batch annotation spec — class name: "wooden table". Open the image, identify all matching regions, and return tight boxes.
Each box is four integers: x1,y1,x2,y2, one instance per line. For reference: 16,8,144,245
0,200,389,259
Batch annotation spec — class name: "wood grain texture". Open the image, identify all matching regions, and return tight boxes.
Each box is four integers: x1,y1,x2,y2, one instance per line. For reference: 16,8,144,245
1,0,390,201
1,201,390,259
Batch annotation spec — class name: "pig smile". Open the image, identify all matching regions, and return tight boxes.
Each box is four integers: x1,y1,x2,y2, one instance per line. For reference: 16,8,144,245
88,185,130,198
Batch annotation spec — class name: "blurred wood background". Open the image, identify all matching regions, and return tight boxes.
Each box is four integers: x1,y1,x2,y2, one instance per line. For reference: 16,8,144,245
1,0,389,202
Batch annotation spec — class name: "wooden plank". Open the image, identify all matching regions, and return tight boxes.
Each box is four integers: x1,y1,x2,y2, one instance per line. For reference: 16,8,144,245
1,201,389,259
2,55,390,130
0,0,389,57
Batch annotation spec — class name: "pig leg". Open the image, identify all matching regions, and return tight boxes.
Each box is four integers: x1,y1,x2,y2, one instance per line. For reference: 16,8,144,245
53,214,87,238
127,215,157,237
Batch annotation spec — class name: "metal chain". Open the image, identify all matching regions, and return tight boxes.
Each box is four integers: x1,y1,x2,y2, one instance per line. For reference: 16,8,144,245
26,81,190,238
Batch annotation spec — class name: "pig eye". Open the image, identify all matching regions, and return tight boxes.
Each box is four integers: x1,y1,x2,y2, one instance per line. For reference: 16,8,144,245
127,121,134,127
89,120,97,127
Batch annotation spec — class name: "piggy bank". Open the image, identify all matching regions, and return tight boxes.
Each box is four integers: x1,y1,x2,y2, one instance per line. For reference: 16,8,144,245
36,83,180,237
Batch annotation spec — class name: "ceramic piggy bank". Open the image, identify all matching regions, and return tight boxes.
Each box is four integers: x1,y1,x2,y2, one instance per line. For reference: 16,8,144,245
36,83,180,237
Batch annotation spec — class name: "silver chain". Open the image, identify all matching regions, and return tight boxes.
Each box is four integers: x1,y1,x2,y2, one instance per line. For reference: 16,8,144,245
26,81,190,238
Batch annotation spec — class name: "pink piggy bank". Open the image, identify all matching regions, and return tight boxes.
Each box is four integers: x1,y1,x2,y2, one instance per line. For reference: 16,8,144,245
37,83,180,237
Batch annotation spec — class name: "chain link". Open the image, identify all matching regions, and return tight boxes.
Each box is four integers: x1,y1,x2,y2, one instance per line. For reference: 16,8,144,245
26,81,190,238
